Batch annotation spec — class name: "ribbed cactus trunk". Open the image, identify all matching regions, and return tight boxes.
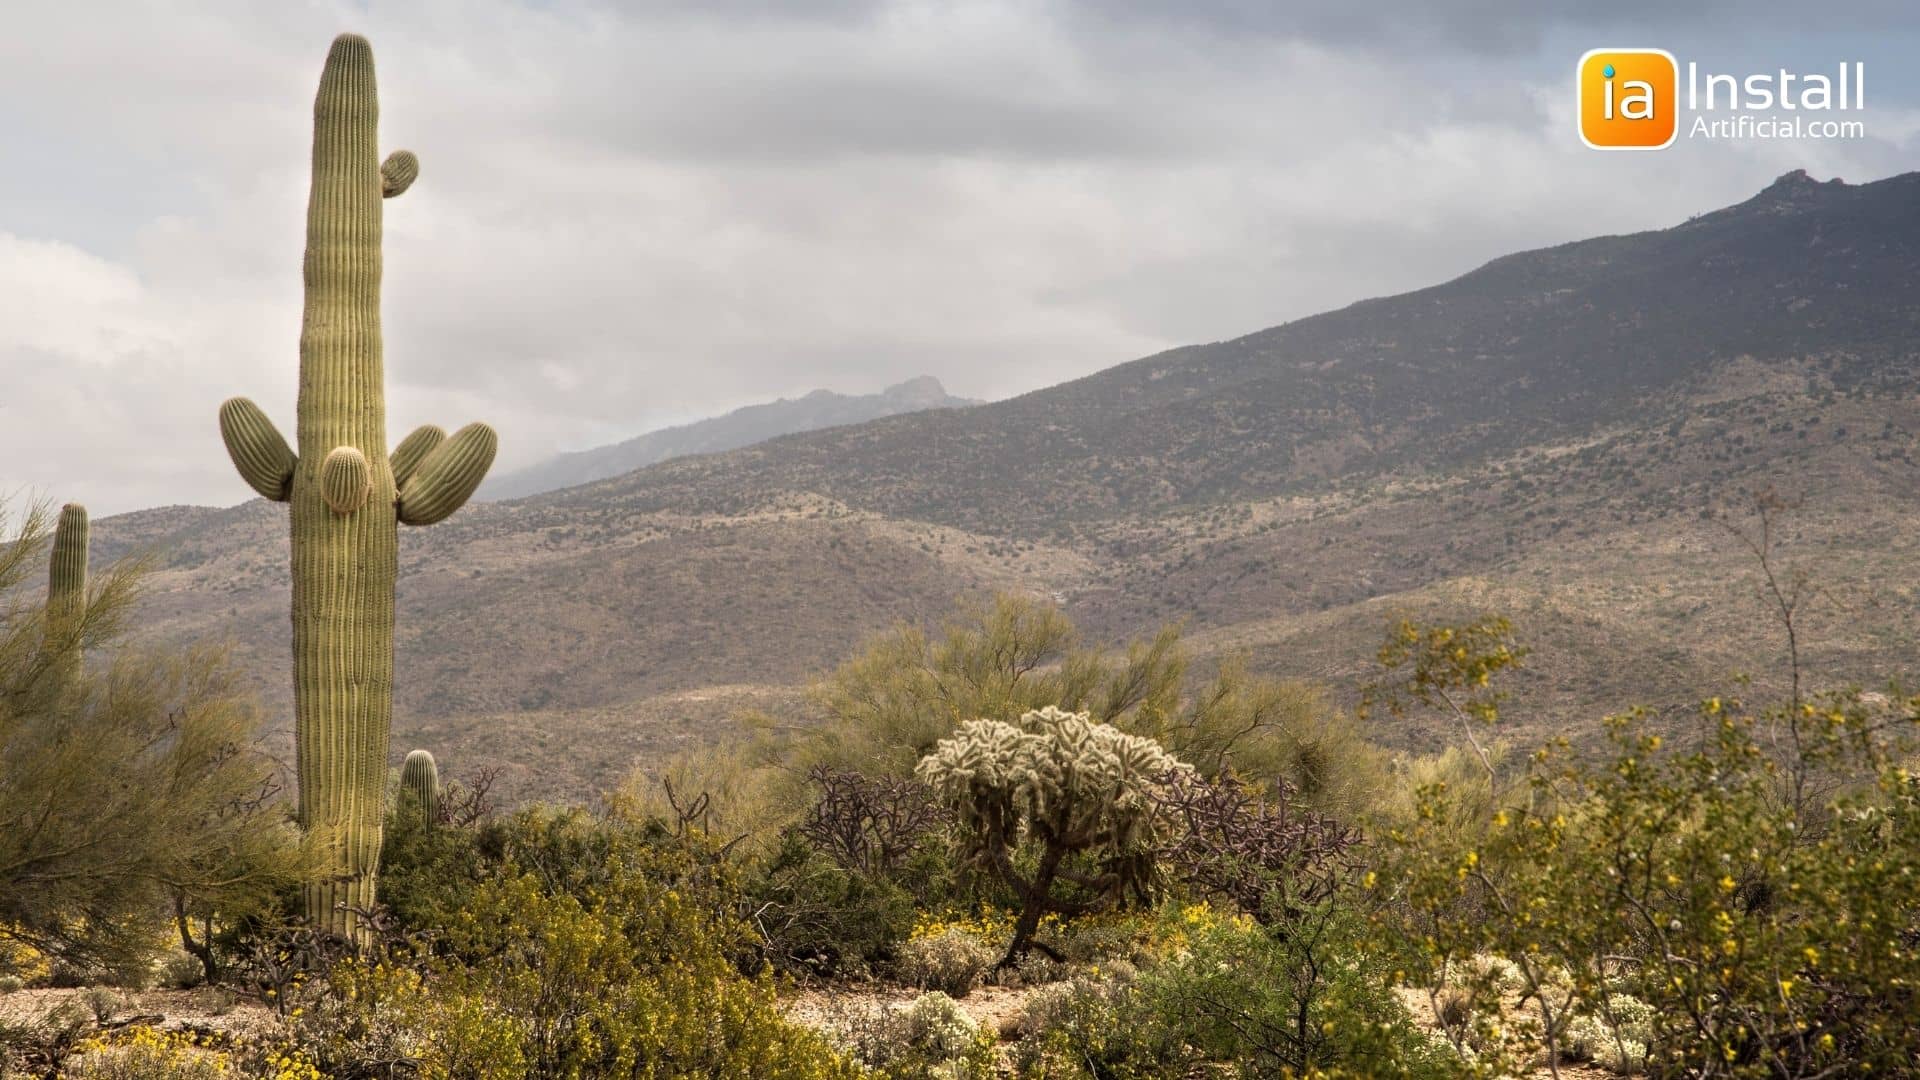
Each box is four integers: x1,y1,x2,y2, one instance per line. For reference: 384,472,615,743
217,34,496,942
292,34,398,940
44,503,88,688
400,749,440,828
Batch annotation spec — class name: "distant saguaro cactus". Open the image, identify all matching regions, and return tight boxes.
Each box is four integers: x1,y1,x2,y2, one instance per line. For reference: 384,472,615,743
216,33,497,940
399,750,440,828
43,503,88,687
916,706,1192,965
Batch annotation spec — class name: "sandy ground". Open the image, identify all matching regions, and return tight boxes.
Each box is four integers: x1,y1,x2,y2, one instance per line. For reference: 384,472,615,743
0,986,279,1038
784,980,1040,1041
5,981,1618,1078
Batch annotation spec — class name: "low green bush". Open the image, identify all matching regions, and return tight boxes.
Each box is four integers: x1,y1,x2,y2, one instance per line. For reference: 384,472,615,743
744,831,921,979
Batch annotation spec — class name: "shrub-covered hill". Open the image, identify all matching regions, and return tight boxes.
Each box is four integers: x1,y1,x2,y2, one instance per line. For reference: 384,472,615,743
93,169,1920,798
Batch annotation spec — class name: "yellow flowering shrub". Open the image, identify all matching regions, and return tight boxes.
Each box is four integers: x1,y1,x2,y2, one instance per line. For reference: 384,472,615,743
1386,692,1920,1076
57,1026,324,1080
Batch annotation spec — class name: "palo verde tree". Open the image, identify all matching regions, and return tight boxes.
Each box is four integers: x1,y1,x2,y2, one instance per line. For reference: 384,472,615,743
812,592,1376,812
216,34,497,939
0,498,308,976
916,705,1192,965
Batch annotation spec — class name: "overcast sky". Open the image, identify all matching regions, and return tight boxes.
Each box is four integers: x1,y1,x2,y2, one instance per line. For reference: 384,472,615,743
3,1,1917,514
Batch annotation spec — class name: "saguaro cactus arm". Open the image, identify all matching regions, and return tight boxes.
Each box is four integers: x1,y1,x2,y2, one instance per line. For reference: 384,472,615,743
390,424,446,488
319,447,373,515
219,397,297,501
398,421,497,525
381,150,419,197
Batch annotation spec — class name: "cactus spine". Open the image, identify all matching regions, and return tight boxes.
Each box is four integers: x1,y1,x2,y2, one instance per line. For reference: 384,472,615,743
400,750,440,827
215,34,497,940
44,503,88,687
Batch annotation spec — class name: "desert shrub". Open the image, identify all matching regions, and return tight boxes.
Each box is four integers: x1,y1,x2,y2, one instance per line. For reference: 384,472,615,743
834,991,997,1079
287,959,524,1080
895,926,997,997
810,593,1350,799
1154,769,1362,925
743,830,921,979
57,1027,256,1080
441,845,855,1079
617,737,797,855
1148,658,1386,816
292,834,859,1079
1010,970,1190,1079
1385,693,1920,1076
1131,903,1455,1079
374,787,501,934
798,766,950,877
0,500,311,979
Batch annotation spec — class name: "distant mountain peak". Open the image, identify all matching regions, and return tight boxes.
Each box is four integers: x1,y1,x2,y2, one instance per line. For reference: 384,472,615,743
481,375,980,500
1745,168,1848,212
882,375,954,406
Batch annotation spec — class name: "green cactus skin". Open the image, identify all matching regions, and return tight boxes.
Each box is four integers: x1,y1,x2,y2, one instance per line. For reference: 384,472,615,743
215,33,497,940
399,749,440,827
44,503,88,686
389,424,446,488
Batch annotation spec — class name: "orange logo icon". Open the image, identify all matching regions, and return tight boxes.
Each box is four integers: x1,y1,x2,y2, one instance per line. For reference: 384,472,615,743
1578,49,1678,150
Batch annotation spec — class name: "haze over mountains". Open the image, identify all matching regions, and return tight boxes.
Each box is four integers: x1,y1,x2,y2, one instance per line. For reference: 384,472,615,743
481,376,980,500
96,169,1920,800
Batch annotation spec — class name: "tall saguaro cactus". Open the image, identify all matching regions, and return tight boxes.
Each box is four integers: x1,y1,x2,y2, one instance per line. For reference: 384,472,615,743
216,34,497,939
44,503,89,687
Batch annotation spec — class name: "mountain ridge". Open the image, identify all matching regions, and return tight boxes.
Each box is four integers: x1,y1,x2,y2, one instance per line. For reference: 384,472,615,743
95,169,1920,801
479,375,980,500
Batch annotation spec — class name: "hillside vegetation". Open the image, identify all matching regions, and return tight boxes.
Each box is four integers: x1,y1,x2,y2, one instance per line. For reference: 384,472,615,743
96,170,1920,799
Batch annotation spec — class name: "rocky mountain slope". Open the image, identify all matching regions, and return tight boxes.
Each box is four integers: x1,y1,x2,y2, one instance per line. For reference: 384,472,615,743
95,169,1920,799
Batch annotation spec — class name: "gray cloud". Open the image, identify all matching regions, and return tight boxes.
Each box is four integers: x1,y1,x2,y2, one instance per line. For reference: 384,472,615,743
1,1,1915,514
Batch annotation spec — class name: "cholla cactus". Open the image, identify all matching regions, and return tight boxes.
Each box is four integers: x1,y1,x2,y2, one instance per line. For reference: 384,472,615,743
399,749,440,827
215,34,496,939
917,706,1192,964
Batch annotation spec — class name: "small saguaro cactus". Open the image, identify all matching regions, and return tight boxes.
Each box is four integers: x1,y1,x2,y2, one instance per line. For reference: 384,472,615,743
399,750,440,828
44,503,88,686
216,33,497,940
916,706,1193,965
